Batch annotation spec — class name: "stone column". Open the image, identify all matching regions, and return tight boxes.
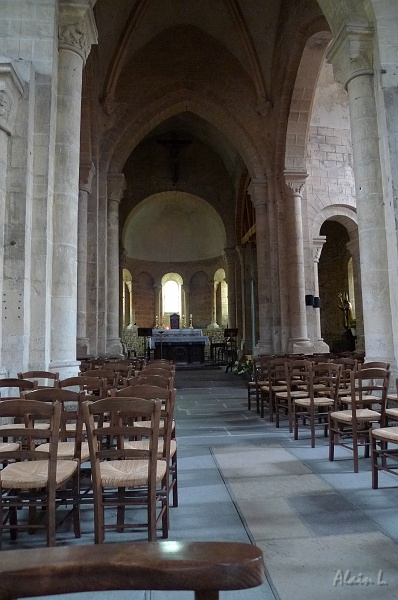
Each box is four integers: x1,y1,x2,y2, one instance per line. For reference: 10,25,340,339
126,280,134,328
346,237,364,352
182,284,190,328
76,161,95,358
0,62,23,376
208,281,220,329
247,179,272,354
236,245,247,348
313,237,329,353
224,248,237,329
50,2,97,376
153,283,162,327
328,25,395,364
106,173,125,356
283,172,314,353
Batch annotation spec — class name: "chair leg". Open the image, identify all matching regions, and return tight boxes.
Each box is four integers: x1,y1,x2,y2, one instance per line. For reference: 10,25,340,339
352,431,359,473
310,411,315,448
293,405,299,440
172,451,178,508
329,418,335,462
371,436,379,489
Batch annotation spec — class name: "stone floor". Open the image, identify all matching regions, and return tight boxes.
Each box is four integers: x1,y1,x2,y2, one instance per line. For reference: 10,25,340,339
6,366,398,600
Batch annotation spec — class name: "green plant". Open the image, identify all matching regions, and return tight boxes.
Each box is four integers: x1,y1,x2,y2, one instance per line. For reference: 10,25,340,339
232,358,253,376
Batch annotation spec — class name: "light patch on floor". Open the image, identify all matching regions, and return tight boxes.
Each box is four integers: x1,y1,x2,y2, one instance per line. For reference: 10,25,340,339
212,444,398,600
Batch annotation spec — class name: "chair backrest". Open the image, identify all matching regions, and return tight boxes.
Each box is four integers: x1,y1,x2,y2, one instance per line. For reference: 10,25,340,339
80,369,118,389
83,396,162,492
268,358,286,386
286,359,312,393
0,378,37,397
0,397,61,460
23,388,85,451
18,371,59,388
143,365,176,376
0,541,265,600
359,361,391,370
59,376,107,399
350,367,390,411
112,386,176,460
309,362,342,404
137,373,172,388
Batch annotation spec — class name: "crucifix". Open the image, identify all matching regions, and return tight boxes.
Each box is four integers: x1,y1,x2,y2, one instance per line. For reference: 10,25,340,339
157,132,191,185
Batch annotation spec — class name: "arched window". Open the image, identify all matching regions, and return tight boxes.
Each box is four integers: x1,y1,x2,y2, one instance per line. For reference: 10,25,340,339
163,280,180,313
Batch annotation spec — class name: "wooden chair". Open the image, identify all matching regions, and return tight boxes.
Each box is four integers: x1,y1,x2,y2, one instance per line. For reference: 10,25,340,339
113,384,178,509
261,357,287,423
136,372,173,389
79,369,119,394
18,371,59,389
59,375,108,399
274,359,312,431
0,541,265,600
24,388,89,463
293,362,342,447
83,396,168,542
0,399,80,547
329,367,390,472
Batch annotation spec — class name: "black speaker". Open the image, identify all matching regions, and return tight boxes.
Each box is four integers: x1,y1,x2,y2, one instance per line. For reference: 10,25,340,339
305,295,314,306
137,327,153,337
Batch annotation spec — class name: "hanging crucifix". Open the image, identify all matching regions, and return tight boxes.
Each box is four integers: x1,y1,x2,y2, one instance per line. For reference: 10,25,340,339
157,132,192,186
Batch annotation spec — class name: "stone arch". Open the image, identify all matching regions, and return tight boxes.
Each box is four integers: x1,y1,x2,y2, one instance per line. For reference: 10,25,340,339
312,205,358,242
102,88,267,182
284,31,332,172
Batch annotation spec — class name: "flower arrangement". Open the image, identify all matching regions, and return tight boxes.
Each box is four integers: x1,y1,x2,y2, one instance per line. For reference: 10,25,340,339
232,357,253,377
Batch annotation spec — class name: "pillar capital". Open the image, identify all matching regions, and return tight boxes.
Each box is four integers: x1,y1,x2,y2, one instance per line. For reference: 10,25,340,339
107,173,126,203
79,161,96,194
0,62,24,136
313,236,326,263
247,178,267,209
326,24,374,89
283,170,308,196
58,1,98,63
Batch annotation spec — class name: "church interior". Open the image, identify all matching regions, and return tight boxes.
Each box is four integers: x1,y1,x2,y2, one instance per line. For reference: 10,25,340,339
0,0,396,378
1,2,398,597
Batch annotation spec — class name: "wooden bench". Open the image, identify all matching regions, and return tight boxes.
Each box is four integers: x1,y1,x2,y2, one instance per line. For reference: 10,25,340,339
0,540,265,600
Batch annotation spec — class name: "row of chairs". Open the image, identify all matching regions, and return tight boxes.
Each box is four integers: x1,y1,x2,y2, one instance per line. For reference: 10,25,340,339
0,359,177,547
247,354,395,477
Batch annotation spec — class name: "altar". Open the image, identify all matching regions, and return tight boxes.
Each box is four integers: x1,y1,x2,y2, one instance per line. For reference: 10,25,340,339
149,329,209,364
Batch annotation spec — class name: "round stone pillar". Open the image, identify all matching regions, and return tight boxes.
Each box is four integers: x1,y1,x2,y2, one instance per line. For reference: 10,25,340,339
77,161,95,358
224,248,237,329
50,3,97,376
313,237,329,353
106,173,125,356
0,62,23,376
248,179,272,354
208,281,220,329
182,284,190,328
283,173,313,353
346,237,364,352
328,25,395,364
153,283,162,327
236,246,247,348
